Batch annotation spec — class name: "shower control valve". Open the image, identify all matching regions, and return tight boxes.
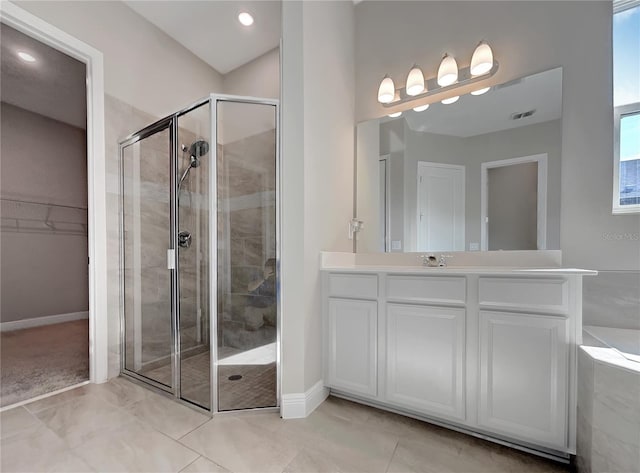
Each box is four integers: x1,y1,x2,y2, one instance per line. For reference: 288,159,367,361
178,230,192,248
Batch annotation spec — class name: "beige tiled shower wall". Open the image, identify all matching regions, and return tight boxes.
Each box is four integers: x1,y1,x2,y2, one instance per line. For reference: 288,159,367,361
176,112,210,359
218,129,277,352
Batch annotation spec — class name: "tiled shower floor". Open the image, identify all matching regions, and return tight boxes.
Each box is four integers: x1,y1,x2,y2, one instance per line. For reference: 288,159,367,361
141,349,276,410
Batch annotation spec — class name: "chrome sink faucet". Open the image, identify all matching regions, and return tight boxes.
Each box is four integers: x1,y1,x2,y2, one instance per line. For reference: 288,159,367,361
438,254,453,267
419,254,438,267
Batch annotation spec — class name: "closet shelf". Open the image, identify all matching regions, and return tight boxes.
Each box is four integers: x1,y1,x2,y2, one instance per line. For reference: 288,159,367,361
1,198,88,236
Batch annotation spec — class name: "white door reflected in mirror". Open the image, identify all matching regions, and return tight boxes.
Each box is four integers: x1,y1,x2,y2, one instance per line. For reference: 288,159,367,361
416,162,465,252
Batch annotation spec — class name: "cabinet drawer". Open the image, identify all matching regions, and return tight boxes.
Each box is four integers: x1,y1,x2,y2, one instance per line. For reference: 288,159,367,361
328,273,378,299
479,277,568,314
387,275,466,305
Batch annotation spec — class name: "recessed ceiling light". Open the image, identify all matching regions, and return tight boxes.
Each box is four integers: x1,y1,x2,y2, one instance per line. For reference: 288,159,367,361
17,51,36,63
388,112,402,118
441,96,459,105
413,104,429,112
238,11,254,26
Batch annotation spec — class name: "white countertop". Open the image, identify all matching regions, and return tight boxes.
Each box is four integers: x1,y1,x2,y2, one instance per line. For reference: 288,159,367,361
321,265,598,275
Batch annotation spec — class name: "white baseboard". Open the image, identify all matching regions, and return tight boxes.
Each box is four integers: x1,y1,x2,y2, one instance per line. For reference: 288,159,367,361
0,311,89,332
281,380,329,419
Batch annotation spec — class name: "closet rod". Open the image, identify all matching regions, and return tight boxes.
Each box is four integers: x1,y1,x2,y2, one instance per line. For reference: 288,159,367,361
0,197,88,211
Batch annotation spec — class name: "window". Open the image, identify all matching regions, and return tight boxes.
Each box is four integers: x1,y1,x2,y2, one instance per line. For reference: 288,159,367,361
613,1,640,213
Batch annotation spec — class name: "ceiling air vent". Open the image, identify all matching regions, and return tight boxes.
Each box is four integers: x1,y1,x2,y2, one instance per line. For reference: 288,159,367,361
510,109,536,120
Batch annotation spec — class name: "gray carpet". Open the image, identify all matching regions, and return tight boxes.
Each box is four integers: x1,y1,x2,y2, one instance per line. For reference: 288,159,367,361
0,319,89,407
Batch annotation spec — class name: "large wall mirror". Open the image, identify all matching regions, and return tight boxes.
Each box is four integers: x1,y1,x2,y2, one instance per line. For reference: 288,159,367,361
356,67,563,253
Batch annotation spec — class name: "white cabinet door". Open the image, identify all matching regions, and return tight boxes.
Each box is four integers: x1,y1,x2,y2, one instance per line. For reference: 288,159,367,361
478,311,568,448
327,298,377,397
386,303,465,420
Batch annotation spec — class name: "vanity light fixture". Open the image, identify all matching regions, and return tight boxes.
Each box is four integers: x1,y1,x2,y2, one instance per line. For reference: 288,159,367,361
17,51,36,63
375,41,498,109
238,11,254,26
441,96,459,105
413,104,429,112
437,54,458,87
406,65,425,96
471,87,491,96
378,75,395,104
388,111,402,118
470,41,494,76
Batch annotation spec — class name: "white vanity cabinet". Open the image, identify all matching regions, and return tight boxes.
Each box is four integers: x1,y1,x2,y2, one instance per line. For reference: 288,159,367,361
322,267,592,459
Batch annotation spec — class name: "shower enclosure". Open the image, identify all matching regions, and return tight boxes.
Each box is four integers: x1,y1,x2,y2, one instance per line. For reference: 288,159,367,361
119,95,279,413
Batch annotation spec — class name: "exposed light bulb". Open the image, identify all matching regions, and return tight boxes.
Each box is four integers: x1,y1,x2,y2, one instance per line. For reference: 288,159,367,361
413,104,429,112
471,87,491,96
388,112,402,118
441,96,459,105
238,11,254,26
470,41,494,76
378,75,396,104
17,51,36,63
437,54,458,87
405,65,425,96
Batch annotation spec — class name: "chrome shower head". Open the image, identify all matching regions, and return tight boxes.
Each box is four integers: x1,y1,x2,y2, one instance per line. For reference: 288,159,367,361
189,139,209,167
179,139,209,190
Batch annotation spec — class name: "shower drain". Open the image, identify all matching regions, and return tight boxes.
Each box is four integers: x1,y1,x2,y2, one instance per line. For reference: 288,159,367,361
228,375,243,381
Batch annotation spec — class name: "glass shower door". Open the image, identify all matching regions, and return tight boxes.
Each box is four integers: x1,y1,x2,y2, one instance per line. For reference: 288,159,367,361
216,99,278,411
121,122,175,390
177,104,212,409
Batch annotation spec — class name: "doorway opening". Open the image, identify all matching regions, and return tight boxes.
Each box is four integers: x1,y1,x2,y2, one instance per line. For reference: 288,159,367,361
0,23,89,407
480,154,548,251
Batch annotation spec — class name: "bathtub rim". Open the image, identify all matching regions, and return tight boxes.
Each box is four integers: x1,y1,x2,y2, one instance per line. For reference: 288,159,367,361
582,326,640,374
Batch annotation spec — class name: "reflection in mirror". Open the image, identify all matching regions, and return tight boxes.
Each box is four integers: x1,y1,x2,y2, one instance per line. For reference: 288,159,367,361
356,67,563,253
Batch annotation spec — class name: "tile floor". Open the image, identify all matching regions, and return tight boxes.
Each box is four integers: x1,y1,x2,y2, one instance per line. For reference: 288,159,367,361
0,377,570,473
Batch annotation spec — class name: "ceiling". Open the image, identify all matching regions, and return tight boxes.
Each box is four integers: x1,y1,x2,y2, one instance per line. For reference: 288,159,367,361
1,23,86,129
401,68,563,138
124,1,282,74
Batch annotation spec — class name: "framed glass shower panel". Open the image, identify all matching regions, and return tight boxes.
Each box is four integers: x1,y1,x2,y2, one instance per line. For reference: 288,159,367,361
176,103,212,409
215,99,278,411
121,123,175,390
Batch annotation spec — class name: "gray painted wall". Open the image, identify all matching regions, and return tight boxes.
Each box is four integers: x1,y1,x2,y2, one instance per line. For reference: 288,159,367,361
223,47,280,99
281,0,355,394
404,119,562,252
1,103,88,322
